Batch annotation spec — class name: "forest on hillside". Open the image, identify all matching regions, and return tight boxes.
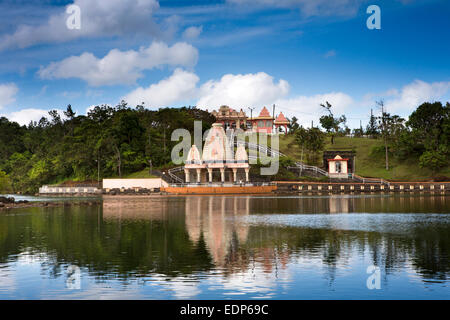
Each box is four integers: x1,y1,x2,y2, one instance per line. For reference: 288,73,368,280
0,102,215,193
291,101,450,178
0,101,448,193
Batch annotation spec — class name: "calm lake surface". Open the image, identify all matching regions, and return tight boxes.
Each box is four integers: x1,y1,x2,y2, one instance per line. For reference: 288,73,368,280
0,194,449,300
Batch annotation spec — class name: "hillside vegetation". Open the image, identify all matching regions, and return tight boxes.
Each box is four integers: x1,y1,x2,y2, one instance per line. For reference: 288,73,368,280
278,134,450,181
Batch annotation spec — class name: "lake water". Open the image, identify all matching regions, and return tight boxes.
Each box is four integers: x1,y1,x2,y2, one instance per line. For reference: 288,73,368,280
0,194,449,300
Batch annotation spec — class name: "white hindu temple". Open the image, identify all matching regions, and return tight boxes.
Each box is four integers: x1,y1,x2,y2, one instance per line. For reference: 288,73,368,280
184,123,250,184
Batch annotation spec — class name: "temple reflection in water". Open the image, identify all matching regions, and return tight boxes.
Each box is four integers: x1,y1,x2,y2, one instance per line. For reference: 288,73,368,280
184,196,250,267
0,194,447,299
99,194,449,282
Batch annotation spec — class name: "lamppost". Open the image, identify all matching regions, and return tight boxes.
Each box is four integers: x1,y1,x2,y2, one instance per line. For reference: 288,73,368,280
248,107,255,130
94,158,100,188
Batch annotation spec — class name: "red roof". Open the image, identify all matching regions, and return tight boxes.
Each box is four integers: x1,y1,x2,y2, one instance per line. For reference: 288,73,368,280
258,106,271,118
275,112,289,123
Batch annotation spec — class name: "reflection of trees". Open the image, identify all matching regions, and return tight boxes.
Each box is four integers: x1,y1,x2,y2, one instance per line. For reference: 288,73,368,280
249,194,449,214
0,204,214,279
0,195,448,283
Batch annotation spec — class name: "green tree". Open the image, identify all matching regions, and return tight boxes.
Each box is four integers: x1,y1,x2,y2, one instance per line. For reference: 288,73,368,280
376,100,405,171
319,101,346,144
419,147,448,172
366,109,379,138
287,116,300,134
295,126,326,165
407,101,449,151
0,170,12,192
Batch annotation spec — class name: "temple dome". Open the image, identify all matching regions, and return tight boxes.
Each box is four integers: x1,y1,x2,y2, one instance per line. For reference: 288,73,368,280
235,145,248,162
275,112,289,124
202,123,234,162
257,106,272,118
187,145,202,163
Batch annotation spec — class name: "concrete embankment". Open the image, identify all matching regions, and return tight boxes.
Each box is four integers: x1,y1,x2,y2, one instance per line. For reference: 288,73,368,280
37,179,450,197
162,185,276,195
275,181,450,194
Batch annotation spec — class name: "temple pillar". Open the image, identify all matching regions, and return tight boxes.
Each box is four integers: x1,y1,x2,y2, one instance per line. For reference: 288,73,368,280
196,169,201,183
208,168,213,183
245,168,249,183
184,169,190,183
232,168,237,183
220,168,225,183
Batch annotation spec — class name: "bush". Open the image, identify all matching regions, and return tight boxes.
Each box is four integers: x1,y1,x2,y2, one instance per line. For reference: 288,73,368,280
419,147,448,172
0,170,12,193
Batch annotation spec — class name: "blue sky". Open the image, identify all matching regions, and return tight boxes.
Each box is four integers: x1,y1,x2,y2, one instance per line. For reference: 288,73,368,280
0,0,449,128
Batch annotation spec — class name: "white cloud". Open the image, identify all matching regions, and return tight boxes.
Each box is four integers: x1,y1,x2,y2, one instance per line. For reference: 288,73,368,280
206,27,273,47
324,50,336,58
227,0,367,17
383,80,450,114
7,108,64,126
124,68,199,107
182,26,203,40
197,72,289,109
38,41,199,86
275,92,354,127
0,83,18,109
122,69,354,126
0,0,162,51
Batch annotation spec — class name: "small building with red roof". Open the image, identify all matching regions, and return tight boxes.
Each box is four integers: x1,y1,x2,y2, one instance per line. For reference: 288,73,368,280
210,105,290,134
274,112,289,134
248,106,275,133
327,155,350,179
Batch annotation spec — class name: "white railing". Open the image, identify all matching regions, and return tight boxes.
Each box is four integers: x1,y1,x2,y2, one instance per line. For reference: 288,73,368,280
168,166,185,183
351,174,390,186
234,141,286,158
289,162,329,177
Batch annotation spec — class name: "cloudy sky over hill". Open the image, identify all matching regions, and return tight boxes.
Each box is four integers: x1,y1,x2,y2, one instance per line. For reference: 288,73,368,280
0,0,449,127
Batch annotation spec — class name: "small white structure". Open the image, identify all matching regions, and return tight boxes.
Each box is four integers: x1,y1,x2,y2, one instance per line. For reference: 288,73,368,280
327,155,349,179
103,178,168,189
184,123,250,183
39,185,101,194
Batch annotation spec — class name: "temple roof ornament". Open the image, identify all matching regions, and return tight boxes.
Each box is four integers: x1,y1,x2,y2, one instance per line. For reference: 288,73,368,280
185,123,250,171
201,123,234,163
253,106,274,120
235,144,248,162
211,105,247,120
186,145,201,164
274,112,289,124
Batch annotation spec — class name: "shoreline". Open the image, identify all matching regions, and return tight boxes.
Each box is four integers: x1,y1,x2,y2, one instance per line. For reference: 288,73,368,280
0,200,101,211
2,191,450,212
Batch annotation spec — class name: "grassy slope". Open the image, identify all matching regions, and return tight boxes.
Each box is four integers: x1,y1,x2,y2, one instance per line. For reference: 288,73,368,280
116,168,158,179
49,168,158,186
86,135,448,183
278,134,450,181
